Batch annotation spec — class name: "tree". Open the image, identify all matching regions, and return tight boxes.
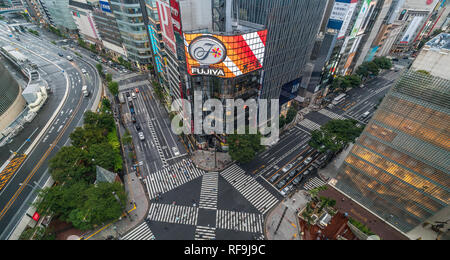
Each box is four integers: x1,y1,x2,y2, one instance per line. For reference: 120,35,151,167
70,125,107,149
49,146,95,184
279,115,286,129
309,119,363,153
83,111,115,131
108,81,119,96
367,61,380,76
373,57,392,70
122,130,132,146
355,63,370,78
105,73,112,83
286,106,298,125
96,63,104,78
89,142,118,172
228,131,264,163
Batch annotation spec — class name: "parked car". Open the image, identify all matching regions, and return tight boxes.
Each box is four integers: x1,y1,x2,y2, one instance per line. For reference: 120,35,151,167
292,176,303,185
138,132,145,141
303,170,310,176
281,186,290,196
270,173,281,183
304,157,313,165
282,163,294,173
277,180,286,189
289,170,296,177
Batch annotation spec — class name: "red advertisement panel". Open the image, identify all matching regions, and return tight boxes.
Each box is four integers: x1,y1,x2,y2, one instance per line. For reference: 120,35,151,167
156,0,176,54
184,30,268,78
170,0,182,35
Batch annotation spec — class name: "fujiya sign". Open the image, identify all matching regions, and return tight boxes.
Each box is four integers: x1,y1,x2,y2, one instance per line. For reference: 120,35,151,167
188,36,227,65
191,67,225,77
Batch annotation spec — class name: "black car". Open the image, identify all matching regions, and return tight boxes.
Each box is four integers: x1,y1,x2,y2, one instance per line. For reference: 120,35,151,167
58,53,64,57
135,124,141,131
131,115,137,123
126,92,130,97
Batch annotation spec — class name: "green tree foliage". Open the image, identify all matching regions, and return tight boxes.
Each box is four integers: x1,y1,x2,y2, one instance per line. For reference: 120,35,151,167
84,111,115,131
101,98,111,113
309,119,363,153
373,57,392,70
355,57,392,79
122,130,132,145
105,73,113,83
70,125,107,149
19,226,55,240
228,131,264,163
108,81,119,96
367,61,380,76
96,63,104,78
49,147,95,185
89,143,117,172
331,75,362,92
286,106,298,125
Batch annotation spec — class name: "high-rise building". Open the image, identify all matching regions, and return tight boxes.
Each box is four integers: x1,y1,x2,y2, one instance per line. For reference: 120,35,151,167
109,0,152,66
92,0,127,59
334,33,450,235
69,0,102,46
235,0,328,112
39,0,77,32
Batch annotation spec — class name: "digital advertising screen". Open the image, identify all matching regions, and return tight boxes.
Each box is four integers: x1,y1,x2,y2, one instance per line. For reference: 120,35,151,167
184,30,267,78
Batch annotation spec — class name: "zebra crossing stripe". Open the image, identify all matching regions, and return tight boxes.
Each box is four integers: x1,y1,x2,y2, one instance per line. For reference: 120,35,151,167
148,203,199,226
304,177,326,191
298,119,321,131
319,109,345,120
195,226,216,240
147,119,168,167
146,159,205,199
121,222,155,240
199,172,219,210
221,165,279,214
216,210,264,234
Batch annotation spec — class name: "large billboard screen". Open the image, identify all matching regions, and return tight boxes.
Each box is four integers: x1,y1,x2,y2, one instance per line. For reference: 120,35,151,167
184,30,268,78
327,0,357,30
156,0,176,55
350,0,373,38
337,0,358,39
400,16,424,44
99,0,112,13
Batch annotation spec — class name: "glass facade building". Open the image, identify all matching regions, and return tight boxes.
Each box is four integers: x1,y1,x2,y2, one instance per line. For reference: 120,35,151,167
39,0,77,31
109,0,152,65
235,0,328,104
335,70,450,232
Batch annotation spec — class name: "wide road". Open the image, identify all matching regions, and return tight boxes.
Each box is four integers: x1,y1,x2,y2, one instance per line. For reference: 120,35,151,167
0,24,101,239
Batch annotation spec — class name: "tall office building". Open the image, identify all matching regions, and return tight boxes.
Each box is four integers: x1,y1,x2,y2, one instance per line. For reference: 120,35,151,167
109,0,152,66
334,33,450,234
69,0,102,46
235,0,328,112
39,0,77,32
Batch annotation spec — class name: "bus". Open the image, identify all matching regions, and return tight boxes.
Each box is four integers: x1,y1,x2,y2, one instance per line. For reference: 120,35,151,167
332,94,347,105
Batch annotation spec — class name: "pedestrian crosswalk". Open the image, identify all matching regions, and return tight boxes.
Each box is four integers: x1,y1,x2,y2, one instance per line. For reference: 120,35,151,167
195,226,216,240
298,118,321,131
147,203,199,226
145,159,205,199
147,119,168,168
221,164,279,214
121,221,156,240
303,177,326,191
254,234,265,240
199,172,219,210
216,210,264,234
318,109,345,120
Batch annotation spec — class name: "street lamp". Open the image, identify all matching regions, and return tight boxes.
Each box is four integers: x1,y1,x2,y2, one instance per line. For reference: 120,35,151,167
19,181,42,190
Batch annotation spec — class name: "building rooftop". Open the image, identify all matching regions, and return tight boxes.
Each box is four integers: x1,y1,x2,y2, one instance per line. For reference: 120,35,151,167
425,33,450,51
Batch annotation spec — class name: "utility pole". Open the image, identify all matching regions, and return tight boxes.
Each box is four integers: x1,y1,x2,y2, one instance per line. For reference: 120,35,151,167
274,206,289,235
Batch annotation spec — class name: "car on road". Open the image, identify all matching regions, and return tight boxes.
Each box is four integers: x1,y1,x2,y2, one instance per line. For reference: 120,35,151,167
130,107,135,115
66,56,73,61
303,170,310,176
296,156,304,162
81,68,87,74
292,176,303,185
280,186,290,196
138,132,145,141
361,111,370,119
282,163,294,173
270,173,281,183
125,92,130,97
128,96,132,102
58,53,64,57
132,92,136,99
135,88,140,93
131,115,137,123
135,124,141,131
304,157,313,165
289,169,296,177
172,147,180,156
277,180,286,189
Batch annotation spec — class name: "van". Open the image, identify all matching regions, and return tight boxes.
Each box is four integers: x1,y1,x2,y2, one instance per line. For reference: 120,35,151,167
82,86,89,97
361,111,370,118
270,174,281,183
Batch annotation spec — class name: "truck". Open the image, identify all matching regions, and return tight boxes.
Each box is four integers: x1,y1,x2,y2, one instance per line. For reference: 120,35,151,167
82,86,89,97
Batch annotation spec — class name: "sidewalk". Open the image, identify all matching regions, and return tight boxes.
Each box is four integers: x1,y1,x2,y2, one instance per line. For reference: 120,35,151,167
317,143,353,182
265,191,309,240
191,150,232,172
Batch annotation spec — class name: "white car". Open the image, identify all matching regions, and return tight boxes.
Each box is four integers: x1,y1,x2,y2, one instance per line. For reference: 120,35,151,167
282,163,294,173
138,132,145,141
81,68,87,74
304,157,313,164
132,92,136,99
